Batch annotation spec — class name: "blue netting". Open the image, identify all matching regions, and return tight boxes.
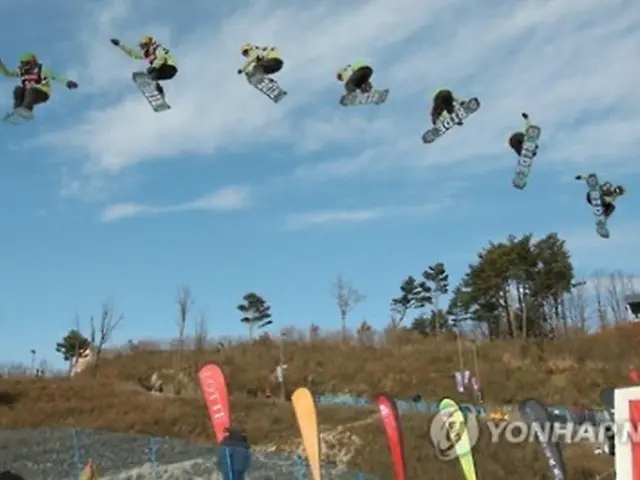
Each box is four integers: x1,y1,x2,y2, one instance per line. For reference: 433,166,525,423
0,428,378,479
313,393,608,422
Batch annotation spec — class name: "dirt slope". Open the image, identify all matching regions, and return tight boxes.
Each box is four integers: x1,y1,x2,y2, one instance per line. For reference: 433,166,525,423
2,326,634,478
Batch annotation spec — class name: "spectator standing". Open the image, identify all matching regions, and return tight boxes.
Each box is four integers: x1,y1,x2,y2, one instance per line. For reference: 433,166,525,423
218,426,252,480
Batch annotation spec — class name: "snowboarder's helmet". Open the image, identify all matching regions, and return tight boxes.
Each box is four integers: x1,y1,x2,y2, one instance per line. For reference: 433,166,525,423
19,53,36,63
138,36,153,49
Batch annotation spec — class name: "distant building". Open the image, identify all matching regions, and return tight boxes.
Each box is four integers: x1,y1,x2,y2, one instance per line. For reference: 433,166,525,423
624,294,640,320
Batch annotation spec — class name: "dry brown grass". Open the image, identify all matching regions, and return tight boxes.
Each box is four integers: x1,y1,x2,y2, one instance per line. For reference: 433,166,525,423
2,325,636,478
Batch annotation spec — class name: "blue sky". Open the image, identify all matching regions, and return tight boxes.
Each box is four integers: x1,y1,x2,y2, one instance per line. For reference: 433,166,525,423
1,0,639,369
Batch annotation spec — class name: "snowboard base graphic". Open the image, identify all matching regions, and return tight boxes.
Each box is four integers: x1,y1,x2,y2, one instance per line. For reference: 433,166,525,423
340,88,389,106
132,71,171,112
422,97,481,144
512,125,541,190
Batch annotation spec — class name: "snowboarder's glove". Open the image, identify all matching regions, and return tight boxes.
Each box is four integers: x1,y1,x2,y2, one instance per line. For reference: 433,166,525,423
237,69,243,75
575,175,583,180
66,80,78,89
110,38,120,46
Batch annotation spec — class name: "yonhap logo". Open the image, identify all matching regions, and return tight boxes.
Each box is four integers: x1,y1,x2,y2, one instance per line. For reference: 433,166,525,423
430,409,479,461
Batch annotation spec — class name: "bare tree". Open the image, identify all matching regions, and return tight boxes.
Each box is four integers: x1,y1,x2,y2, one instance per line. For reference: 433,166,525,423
356,319,374,346
37,358,50,377
593,272,609,329
605,271,639,324
29,349,36,375
174,286,194,387
89,299,123,373
69,313,84,375
309,323,320,343
275,328,291,400
332,274,365,340
194,311,208,351
565,284,589,332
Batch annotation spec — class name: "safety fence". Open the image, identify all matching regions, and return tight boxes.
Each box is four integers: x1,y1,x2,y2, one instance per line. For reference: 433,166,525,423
314,393,610,425
0,428,378,479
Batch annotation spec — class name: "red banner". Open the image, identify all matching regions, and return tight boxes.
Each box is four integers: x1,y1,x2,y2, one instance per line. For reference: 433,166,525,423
197,362,231,443
375,394,406,480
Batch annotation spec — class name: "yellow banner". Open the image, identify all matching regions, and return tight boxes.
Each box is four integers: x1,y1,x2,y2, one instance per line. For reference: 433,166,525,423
291,387,322,480
439,398,477,480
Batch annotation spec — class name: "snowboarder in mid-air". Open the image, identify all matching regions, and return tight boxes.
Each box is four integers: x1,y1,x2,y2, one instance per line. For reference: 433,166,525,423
336,62,388,106
237,43,287,103
110,36,177,103
237,43,283,77
509,113,539,158
510,112,542,190
336,62,374,95
575,174,625,219
0,53,78,121
431,89,464,126
421,89,480,144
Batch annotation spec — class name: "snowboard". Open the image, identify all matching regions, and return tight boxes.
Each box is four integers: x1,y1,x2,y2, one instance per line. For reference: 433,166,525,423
132,71,171,112
247,73,287,103
340,88,389,107
422,97,481,144
3,107,33,125
584,173,610,239
512,125,542,190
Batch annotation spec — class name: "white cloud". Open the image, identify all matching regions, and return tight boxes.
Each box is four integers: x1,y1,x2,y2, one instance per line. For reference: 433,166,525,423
563,222,640,252
69,0,174,95
101,203,147,222
292,138,412,182
560,221,640,271
34,0,463,191
23,0,640,218
292,114,397,155
100,185,252,222
288,0,640,182
285,200,452,230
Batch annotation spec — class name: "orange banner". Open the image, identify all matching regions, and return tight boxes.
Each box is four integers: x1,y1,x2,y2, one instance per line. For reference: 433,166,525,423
291,387,322,480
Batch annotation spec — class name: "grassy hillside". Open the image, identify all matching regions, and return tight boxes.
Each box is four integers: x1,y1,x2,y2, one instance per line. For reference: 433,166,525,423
101,324,639,405
2,325,635,478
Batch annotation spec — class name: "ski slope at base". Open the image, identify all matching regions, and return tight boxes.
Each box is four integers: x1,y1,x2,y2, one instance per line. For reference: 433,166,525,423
0,0,639,366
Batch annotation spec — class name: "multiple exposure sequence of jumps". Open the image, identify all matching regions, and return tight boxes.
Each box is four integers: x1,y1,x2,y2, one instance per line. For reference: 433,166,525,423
0,38,626,238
